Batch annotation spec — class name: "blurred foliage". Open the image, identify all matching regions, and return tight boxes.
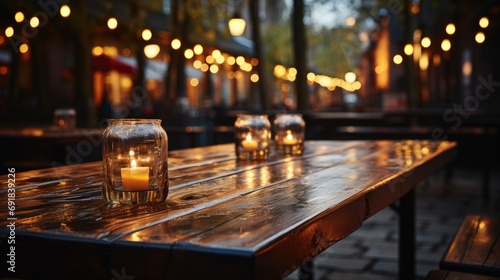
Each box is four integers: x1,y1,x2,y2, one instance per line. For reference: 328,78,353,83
260,0,405,78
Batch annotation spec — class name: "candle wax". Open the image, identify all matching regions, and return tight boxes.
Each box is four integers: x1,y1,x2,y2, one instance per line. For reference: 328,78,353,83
282,133,298,145
121,166,149,191
241,134,258,151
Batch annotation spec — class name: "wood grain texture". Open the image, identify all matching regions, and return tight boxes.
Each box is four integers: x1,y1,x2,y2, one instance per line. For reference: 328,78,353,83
426,270,500,280
441,215,500,277
0,140,457,279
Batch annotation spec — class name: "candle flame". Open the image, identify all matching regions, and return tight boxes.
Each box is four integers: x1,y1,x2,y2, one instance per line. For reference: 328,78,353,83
286,133,293,140
129,150,135,156
131,159,137,168
246,134,252,141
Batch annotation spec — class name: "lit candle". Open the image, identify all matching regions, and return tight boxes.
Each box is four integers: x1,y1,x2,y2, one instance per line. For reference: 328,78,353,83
241,133,258,151
282,131,297,145
121,159,149,191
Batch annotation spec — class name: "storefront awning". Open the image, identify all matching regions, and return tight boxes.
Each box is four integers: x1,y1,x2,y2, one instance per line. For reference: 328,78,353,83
92,54,136,75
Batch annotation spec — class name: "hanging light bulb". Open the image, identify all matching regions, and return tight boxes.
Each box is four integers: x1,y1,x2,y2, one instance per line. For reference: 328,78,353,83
228,12,246,36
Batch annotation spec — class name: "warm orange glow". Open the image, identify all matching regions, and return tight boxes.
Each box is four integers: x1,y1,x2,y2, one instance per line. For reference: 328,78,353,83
171,39,181,50
60,5,71,18
250,74,259,83
393,54,403,64
216,55,225,64
411,4,420,14
144,44,160,58
209,64,219,74
142,29,152,41
5,27,14,38
374,27,389,89
404,44,413,56
15,12,24,22
0,66,8,75
475,32,485,44
193,44,203,55
241,62,252,72
107,18,118,29
212,49,222,59
228,17,246,36
193,60,202,69
421,37,431,48
445,23,455,35
190,78,199,87
19,43,29,53
345,72,356,83
103,46,117,57
419,53,429,71
274,65,287,77
433,54,441,66
345,17,356,26
479,17,489,28
92,46,103,56
184,49,194,59
462,61,472,77
307,72,316,82
236,56,245,65
30,17,40,28
205,55,215,64
441,39,451,51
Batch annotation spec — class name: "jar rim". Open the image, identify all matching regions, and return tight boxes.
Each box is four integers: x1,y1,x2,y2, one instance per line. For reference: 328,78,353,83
106,118,162,124
236,114,269,118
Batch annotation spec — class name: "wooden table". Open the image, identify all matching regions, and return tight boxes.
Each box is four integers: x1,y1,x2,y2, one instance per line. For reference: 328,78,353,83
0,127,104,173
0,140,457,280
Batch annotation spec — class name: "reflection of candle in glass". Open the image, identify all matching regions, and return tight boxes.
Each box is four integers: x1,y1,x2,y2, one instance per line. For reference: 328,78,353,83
241,133,258,151
121,159,149,191
282,131,297,145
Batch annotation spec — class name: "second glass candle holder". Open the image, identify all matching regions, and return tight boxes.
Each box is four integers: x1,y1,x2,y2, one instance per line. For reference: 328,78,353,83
234,114,271,160
274,114,305,155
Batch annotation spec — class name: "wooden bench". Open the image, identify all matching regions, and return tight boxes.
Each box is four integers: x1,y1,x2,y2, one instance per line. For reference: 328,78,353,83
426,270,500,280
440,215,500,277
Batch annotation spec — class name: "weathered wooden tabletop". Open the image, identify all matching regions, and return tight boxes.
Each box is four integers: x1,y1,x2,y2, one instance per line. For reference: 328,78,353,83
0,140,457,280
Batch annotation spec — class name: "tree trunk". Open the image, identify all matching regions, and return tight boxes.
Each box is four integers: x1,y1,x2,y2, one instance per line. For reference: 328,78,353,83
292,0,308,111
249,0,270,111
74,0,97,127
31,37,50,119
165,0,186,102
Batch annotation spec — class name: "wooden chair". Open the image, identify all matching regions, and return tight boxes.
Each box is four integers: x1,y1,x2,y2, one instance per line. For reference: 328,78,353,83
440,215,500,277
426,270,500,280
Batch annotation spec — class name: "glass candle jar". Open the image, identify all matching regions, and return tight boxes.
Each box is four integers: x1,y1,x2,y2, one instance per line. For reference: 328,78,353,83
234,114,271,160
102,119,168,205
273,114,305,155
53,108,76,131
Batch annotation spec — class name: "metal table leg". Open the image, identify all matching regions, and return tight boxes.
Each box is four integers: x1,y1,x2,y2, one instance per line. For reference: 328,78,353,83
399,188,415,280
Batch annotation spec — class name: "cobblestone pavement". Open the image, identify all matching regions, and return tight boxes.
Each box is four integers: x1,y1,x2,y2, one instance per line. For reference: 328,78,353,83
284,166,500,280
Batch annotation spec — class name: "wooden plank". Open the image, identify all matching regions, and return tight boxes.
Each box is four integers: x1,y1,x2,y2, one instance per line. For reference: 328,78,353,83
441,215,500,277
426,270,500,280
